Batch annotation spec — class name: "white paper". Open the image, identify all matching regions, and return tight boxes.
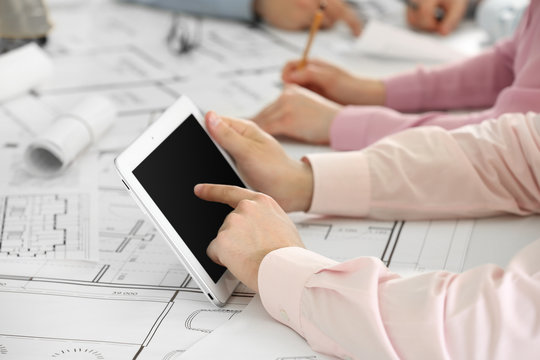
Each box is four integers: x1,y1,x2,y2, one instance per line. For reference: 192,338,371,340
353,20,465,63
0,281,249,359
181,295,334,360
0,146,100,262
0,192,97,260
0,43,53,102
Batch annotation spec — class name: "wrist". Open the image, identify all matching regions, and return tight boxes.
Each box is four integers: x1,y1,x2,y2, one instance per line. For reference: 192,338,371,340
297,159,314,212
354,78,386,106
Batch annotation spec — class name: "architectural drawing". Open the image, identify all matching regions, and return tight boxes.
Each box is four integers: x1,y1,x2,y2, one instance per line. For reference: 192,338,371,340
0,278,249,359
185,309,242,333
391,215,540,273
162,350,185,360
0,1,536,359
0,193,94,260
294,215,402,265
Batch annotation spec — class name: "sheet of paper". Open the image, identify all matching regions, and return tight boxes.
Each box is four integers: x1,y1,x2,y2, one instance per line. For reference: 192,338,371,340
0,146,100,262
180,295,335,360
352,20,465,63
0,280,249,359
0,43,53,102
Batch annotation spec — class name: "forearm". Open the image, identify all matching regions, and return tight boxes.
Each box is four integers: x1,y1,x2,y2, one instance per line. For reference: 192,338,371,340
259,240,540,359
330,106,496,151
384,40,516,112
308,112,540,220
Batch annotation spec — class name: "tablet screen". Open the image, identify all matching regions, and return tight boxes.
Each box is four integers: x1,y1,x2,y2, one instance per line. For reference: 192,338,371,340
133,115,244,283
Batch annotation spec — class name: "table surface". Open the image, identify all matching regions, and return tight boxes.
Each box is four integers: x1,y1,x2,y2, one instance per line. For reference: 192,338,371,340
1,1,538,359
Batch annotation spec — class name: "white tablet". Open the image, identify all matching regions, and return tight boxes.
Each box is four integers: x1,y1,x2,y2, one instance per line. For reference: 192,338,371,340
115,96,242,306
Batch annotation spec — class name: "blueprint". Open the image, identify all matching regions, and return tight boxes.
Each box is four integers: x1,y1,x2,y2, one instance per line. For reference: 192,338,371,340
0,0,523,359
0,193,95,260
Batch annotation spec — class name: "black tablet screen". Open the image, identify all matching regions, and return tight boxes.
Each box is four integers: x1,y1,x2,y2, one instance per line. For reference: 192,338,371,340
133,115,244,283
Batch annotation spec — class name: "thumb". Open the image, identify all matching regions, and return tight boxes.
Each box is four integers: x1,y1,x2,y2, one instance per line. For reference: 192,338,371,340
205,111,247,159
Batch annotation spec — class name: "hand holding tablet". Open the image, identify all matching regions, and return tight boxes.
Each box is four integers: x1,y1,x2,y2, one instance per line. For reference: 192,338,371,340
115,96,309,305
115,97,245,306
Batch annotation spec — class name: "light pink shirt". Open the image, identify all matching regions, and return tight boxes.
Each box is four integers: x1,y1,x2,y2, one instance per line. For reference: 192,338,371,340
258,112,540,359
331,0,540,151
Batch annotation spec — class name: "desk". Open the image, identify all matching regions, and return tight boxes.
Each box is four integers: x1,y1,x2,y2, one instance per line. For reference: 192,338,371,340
0,1,538,359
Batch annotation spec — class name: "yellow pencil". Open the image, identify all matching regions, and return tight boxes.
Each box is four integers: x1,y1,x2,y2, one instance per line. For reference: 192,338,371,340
298,1,326,70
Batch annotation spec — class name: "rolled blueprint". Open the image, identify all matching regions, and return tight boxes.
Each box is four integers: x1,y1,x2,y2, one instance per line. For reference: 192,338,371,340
0,42,53,102
24,96,116,177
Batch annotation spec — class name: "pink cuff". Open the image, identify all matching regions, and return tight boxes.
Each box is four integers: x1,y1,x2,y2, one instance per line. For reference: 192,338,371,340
304,152,370,217
258,247,338,337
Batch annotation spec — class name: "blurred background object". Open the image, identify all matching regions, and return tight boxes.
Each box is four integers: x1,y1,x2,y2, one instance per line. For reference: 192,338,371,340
0,0,52,54
476,0,528,42
166,14,202,55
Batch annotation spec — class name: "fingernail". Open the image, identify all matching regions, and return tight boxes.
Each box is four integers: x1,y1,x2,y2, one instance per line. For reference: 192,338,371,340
194,184,203,195
208,112,221,128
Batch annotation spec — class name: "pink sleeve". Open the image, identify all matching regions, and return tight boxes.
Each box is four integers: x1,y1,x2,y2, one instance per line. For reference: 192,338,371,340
311,112,540,220
384,39,516,113
258,241,540,359
330,106,496,150
260,112,540,359
329,2,540,151
330,36,517,152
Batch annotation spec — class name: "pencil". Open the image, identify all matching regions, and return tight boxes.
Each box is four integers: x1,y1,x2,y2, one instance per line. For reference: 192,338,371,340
298,1,326,70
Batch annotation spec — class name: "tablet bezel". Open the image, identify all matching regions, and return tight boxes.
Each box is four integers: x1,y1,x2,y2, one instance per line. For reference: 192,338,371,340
114,96,241,307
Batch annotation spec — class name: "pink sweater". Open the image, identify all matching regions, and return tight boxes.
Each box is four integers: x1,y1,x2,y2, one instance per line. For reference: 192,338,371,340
331,0,540,151
259,112,540,359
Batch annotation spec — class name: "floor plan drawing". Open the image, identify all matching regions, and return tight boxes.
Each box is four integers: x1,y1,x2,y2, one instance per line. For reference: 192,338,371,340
184,309,242,334
294,216,401,264
0,193,96,261
391,215,540,273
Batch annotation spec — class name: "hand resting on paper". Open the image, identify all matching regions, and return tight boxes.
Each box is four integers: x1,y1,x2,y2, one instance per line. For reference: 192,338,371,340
252,84,342,145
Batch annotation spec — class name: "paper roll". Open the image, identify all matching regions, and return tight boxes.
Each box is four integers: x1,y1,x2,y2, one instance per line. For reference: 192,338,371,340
0,42,53,102
25,96,117,177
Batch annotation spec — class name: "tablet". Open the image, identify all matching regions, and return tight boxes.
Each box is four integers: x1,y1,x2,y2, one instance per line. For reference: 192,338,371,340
115,96,243,306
